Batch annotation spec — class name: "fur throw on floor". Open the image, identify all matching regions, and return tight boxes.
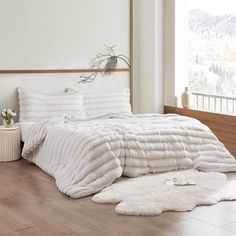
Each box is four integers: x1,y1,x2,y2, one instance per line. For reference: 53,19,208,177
92,170,236,216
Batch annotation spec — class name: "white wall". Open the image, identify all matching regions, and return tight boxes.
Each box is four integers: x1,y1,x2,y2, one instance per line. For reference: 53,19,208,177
133,0,164,114
164,0,176,106
0,0,130,121
164,0,189,107
0,0,129,70
0,0,164,119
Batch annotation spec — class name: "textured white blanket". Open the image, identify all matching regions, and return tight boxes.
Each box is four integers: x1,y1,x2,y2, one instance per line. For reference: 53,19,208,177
22,114,236,198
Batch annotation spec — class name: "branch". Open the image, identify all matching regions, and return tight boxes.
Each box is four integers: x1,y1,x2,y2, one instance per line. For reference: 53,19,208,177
78,45,130,83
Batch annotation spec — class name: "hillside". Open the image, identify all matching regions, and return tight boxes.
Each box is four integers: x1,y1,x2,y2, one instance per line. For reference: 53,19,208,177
188,9,236,98
189,9,236,38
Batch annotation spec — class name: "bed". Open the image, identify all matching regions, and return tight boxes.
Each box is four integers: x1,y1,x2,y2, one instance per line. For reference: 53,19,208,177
18,88,236,198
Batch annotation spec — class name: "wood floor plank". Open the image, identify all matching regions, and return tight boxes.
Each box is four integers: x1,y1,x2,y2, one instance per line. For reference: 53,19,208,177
21,204,74,236
134,214,208,236
196,205,236,225
65,233,84,236
176,205,236,227
16,227,49,236
53,199,172,236
66,221,114,236
0,222,21,235
156,211,192,222
0,198,35,231
23,201,110,236
54,198,207,236
222,222,236,234
1,232,20,236
217,201,236,213
179,217,236,236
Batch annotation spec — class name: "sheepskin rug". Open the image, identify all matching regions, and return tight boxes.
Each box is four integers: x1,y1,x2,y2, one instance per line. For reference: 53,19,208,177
92,170,236,216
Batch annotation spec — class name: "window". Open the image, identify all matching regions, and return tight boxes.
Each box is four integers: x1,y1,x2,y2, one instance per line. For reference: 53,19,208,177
187,0,236,114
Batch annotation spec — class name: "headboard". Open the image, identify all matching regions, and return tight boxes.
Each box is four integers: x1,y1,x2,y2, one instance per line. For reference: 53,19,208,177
0,0,133,121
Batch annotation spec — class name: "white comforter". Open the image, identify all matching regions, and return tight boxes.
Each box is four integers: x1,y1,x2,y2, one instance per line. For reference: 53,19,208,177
22,114,236,198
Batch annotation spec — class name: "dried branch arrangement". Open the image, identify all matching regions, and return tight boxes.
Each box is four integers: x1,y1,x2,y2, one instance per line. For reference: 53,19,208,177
79,45,130,83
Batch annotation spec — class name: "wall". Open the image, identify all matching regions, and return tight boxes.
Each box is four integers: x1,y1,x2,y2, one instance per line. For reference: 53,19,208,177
163,0,189,107
0,0,130,121
0,0,129,70
0,0,164,119
133,0,164,113
163,0,176,106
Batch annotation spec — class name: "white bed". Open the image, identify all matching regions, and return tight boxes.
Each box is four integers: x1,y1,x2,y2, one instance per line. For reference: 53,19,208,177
22,114,236,198
18,88,236,198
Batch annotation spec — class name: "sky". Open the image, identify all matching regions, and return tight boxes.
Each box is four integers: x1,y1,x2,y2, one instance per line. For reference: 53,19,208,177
188,0,236,15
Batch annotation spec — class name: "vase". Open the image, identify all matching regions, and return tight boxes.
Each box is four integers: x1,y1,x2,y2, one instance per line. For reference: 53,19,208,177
3,118,14,128
181,87,192,109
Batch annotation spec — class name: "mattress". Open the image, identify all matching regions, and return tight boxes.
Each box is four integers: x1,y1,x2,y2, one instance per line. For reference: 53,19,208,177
15,122,35,142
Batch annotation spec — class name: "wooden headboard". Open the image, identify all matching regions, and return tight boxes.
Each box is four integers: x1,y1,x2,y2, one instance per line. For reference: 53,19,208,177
164,106,236,158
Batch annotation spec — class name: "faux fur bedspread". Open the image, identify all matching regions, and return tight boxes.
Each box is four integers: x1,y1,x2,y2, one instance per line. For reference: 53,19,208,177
22,114,236,198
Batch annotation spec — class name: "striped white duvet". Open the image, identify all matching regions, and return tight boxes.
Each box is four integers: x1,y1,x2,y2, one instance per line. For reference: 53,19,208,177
22,114,236,198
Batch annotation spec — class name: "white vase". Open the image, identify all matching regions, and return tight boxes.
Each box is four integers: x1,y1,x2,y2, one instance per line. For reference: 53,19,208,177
3,118,14,128
181,87,192,109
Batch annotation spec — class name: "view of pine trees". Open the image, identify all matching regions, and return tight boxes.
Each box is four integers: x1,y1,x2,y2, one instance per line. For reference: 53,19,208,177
189,9,236,97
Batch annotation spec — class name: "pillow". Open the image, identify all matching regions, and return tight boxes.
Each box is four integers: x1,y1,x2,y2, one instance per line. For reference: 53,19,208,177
84,89,132,117
17,88,86,121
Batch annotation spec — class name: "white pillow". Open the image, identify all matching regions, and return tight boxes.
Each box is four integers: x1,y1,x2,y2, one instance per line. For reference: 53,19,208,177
17,88,86,121
84,89,132,117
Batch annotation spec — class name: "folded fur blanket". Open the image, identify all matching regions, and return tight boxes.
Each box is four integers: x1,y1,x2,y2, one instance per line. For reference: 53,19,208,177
22,114,236,198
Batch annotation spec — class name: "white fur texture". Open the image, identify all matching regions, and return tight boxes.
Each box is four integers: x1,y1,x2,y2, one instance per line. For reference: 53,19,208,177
92,170,236,216
23,114,236,198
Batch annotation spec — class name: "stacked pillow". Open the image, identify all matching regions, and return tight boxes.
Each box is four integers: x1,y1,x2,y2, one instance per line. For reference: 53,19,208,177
17,88,86,121
84,89,132,118
17,88,132,121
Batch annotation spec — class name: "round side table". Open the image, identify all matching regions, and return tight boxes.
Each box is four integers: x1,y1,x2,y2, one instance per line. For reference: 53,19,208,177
0,126,21,162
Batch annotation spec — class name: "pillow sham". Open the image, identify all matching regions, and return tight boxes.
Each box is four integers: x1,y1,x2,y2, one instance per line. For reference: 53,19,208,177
84,89,132,117
17,88,86,121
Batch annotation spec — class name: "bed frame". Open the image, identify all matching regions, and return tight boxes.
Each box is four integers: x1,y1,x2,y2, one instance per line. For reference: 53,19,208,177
164,106,236,158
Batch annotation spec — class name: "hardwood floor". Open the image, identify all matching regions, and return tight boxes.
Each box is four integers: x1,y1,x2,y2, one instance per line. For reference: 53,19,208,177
0,160,236,236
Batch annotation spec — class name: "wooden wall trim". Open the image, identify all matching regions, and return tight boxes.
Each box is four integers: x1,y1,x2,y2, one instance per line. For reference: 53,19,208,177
0,68,130,74
164,106,236,158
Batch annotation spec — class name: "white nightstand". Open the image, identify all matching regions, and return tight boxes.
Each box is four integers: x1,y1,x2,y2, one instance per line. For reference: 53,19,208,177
0,126,21,162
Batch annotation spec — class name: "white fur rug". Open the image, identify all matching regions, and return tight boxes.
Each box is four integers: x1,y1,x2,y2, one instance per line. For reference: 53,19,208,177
92,170,236,216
